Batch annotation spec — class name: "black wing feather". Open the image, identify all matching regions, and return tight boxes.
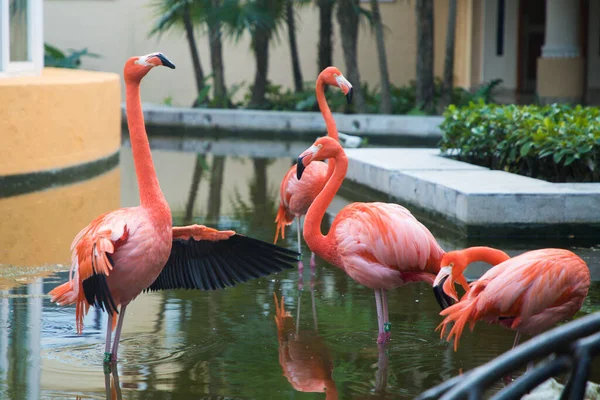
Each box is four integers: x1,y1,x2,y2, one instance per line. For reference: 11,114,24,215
145,234,299,292
82,251,119,315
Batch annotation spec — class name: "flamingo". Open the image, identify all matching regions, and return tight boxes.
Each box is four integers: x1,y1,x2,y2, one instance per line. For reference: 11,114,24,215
274,293,337,399
274,67,353,275
296,136,446,344
433,247,591,352
49,52,299,363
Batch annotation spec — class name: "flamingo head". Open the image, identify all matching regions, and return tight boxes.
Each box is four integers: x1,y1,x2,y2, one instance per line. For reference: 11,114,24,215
124,52,176,82
319,66,353,104
296,136,341,180
433,251,471,310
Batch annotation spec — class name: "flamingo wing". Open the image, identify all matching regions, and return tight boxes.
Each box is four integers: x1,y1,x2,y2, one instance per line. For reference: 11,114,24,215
145,226,298,292
333,202,445,287
49,208,133,332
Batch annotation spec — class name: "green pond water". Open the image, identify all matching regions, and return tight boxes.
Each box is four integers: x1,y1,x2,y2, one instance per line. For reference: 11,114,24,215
3,141,600,399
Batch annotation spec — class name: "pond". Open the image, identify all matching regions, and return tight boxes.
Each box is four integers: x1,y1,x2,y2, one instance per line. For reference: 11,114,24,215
2,137,600,399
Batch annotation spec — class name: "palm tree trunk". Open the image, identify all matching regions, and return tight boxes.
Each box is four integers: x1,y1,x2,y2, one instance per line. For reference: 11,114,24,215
209,0,228,108
336,0,366,113
250,30,270,108
415,0,435,113
183,3,207,107
440,0,457,111
317,0,334,73
370,0,392,114
286,0,304,92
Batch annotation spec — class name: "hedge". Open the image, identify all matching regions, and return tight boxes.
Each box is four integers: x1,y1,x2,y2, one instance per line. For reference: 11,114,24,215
439,101,600,182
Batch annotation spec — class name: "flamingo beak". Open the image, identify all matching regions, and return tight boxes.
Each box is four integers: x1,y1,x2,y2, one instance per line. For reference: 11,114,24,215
156,53,176,69
433,266,455,310
335,75,353,104
297,156,306,180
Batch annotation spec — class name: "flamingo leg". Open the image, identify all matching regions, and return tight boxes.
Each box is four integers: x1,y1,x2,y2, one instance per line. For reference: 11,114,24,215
296,294,301,337
309,252,316,275
104,313,114,363
503,332,524,384
512,332,522,349
310,278,318,332
374,289,386,344
296,217,305,281
381,289,391,341
110,304,128,362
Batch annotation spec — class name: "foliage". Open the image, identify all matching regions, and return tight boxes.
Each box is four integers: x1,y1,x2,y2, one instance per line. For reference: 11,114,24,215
196,75,245,108
238,77,502,114
439,102,600,182
44,44,100,69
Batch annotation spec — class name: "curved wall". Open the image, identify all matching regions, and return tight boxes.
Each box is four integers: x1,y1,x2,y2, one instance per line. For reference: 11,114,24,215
0,67,121,177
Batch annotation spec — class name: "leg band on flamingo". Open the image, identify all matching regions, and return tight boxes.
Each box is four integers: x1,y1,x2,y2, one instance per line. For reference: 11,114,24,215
384,322,391,333
104,352,112,364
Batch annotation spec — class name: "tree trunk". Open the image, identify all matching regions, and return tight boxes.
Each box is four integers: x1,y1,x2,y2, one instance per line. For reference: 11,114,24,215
183,3,207,107
317,0,334,73
336,0,366,113
286,0,304,92
250,29,270,108
440,0,457,111
370,0,392,114
415,0,435,113
184,154,205,225
208,0,228,108
206,155,226,223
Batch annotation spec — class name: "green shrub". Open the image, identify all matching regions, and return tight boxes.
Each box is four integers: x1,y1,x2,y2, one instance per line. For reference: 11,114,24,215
44,43,100,69
439,101,600,182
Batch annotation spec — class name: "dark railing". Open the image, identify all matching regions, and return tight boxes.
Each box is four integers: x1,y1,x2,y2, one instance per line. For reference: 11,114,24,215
416,312,600,400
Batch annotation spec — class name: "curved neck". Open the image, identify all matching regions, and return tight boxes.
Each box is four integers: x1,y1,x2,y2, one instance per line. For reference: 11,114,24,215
125,80,166,208
303,149,348,261
316,78,339,141
461,246,510,271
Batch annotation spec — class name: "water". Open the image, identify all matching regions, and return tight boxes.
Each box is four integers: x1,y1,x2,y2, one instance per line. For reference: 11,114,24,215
2,139,600,399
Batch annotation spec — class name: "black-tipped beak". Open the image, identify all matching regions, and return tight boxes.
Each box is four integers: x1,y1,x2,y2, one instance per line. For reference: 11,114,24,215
157,53,176,69
433,276,455,310
297,157,306,180
346,87,353,104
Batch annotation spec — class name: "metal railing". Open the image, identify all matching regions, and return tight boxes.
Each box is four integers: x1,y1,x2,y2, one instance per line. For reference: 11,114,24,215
416,312,600,400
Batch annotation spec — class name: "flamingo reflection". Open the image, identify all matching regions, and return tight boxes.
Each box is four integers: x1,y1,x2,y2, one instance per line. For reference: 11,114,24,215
274,285,338,399
104,364,123,400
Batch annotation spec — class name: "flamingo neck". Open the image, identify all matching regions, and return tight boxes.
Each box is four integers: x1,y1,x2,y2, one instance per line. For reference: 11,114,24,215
303,149,348,264
462,246,510,267
316,78,339,141
125,80,168,209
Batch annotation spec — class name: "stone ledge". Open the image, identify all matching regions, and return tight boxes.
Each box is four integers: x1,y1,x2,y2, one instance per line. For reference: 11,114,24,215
122,103,444,145
343,148,600,237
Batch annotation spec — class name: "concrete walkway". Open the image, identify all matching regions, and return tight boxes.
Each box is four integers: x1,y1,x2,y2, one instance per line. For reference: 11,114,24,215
125,103,443,146
343,148,600,238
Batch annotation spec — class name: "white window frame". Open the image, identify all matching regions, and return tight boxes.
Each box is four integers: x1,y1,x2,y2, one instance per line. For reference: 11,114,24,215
0,0,43,77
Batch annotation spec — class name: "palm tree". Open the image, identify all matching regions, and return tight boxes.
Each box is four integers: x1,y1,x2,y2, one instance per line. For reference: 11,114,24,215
225,0,286,109
369,0,391,114
316,0,335,74
415,0,435,113
336,0,367,113
207,0,229,107
150,0,208,107
440,0,457,111
285,0,305,92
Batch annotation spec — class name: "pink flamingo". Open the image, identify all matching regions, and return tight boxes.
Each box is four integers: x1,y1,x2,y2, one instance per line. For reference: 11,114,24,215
433,247,591,351
49,52,299,363
274,67,353,275
296,136,446,344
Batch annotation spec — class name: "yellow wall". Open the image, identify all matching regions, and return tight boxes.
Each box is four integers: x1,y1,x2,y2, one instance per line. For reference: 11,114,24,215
0,68,121,176
0,168,120,267
44,0,455,106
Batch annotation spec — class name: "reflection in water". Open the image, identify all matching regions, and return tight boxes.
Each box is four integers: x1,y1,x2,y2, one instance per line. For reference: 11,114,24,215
0,168,120,266
274,285,338,399
3,143,600,398
104,364,123,400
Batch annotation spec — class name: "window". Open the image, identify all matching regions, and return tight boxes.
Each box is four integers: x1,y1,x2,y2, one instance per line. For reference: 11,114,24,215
0,0,43,76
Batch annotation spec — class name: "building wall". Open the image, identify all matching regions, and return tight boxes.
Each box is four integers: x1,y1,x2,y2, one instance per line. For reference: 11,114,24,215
44,0,453,106
0,68,120,175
